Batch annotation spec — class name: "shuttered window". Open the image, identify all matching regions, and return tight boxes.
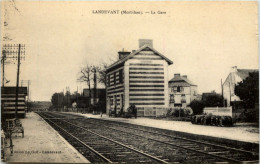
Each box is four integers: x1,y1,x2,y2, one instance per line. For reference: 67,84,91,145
107,75,110,87
119,69,123,84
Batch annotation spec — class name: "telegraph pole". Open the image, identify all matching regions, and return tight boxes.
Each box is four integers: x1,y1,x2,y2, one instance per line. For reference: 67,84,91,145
2,50,6,87
21,80,31,112
93,68,97,105
14,44,23,118
221,79,224,107
15,44,21,119
2,44,25,119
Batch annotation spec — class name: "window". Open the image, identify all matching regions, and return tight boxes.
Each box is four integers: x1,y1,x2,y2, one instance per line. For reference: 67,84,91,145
177,86,181,92
107,74,110,87
173,87,177,93
114,72,116,85
170,94,174,103
110,97,114,105
119,69,123,84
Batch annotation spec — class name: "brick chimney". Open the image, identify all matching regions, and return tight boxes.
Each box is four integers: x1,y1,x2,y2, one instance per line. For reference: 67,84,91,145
231,66,238,73
174,73,180,78
139,39,153,48
182,75,187,78
118,49,131,60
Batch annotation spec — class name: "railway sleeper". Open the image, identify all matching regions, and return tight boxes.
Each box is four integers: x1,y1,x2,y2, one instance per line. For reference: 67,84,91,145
208,151,230,155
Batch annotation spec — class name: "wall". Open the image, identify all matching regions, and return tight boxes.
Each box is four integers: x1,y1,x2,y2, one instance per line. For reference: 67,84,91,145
169,85,197,107
124,49,169,111
106,66,124,114
223,72,242,106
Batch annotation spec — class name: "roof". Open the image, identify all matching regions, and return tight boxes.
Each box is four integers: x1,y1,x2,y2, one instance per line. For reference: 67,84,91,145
83,88,106,98
237,69,258,80
169,76,197,86
1,87,28,95
106,44,173,72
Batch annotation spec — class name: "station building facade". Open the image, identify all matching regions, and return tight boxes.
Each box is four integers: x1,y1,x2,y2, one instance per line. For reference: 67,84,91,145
105,39,173,114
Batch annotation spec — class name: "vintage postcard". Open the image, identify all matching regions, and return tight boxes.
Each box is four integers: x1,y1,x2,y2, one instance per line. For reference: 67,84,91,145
1,1,259,163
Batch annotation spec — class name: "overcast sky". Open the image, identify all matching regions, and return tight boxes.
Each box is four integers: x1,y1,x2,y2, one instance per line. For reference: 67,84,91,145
1,1,258,101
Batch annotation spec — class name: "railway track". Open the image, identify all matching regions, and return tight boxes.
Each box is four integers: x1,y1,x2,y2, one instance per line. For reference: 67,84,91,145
37,112,259,163
37,112,168,163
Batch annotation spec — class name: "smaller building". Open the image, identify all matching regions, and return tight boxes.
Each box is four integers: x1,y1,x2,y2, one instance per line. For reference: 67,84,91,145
82,88,106,105
168,74,197,107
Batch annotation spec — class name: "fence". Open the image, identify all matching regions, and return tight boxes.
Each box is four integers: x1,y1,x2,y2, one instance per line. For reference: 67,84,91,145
137,107,169,117
204,107,232,116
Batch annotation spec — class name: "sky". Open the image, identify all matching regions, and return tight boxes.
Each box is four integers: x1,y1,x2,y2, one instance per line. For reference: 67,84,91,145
1,1,258,101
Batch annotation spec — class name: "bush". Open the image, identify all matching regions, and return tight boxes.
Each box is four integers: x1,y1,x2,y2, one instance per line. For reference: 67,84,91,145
239,109,259,123
189,100,205,115
166,108,191,118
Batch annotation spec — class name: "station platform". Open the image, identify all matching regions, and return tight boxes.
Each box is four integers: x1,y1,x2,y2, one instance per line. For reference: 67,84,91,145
5,112,89,163
65,112,259,144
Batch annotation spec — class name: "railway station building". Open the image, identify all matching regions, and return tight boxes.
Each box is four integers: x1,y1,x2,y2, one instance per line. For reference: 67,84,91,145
105,39,173,115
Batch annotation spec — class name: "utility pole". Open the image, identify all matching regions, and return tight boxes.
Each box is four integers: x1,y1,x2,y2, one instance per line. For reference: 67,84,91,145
93,68,97,105
15,44,21,119
21,80,31,112
2,44,25,118
66,87,68,112
76,86,78,112
2,50,6,87
228,82,231,107
221,79,224,107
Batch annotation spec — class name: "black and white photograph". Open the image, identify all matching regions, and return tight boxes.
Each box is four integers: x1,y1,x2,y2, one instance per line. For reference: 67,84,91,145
1,1,259,163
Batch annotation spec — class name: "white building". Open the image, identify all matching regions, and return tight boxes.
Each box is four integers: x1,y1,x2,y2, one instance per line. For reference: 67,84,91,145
105,39,173,115
223,66,258,107
168,74,197,108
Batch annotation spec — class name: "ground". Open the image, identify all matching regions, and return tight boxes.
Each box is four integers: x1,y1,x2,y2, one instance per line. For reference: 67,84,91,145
4,112,89,163
67,112,259,144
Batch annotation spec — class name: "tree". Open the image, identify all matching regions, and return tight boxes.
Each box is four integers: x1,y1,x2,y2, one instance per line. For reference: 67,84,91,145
189,100,205,115
235,72,259,109
51,92,64,107
78,65,93,105
203,94,223,107
97,63,108,87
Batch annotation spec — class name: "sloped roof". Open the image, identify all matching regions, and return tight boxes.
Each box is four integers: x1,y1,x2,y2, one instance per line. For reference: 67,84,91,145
237,69,258,80
169,76,197,86
83,88,105,98
106,44,173,72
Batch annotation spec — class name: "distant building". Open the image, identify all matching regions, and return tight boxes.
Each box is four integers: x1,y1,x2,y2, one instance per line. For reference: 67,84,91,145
168,74,197,107
105,39,173,115
202,91,221,102
1,86,28,118
223,66,258,106
82,88,106,105
201,90,223,103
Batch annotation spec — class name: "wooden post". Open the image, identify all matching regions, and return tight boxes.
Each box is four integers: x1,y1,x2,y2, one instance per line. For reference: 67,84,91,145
15,44,21,119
